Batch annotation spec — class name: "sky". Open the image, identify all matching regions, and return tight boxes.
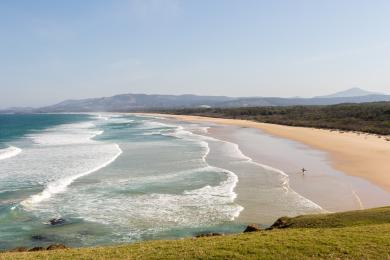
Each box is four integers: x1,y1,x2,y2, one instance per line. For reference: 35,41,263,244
0,0,389,108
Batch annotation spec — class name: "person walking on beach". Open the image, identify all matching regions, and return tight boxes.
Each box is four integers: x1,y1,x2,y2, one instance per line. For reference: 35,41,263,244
301,168,307,175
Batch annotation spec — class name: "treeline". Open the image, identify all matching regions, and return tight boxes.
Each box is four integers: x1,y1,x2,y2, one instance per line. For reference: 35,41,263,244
152,102,390,135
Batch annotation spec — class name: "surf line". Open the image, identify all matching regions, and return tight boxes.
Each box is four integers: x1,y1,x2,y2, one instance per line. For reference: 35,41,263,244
21,144,122,209
0,146,22,160
167,121,325,212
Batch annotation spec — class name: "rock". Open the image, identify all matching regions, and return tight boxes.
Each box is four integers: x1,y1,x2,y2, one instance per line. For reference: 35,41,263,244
195,233,222,238
49,218,66,226
31,235,46,241
8,247,28,252
269,217,291,229
243,224,261,233
28,247,45,252
46,244,67,250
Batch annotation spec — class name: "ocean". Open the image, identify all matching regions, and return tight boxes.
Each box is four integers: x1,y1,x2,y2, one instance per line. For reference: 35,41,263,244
0,113,322,250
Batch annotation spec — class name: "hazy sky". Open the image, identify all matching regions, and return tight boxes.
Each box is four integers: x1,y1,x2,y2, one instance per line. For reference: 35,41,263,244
1,0,389,108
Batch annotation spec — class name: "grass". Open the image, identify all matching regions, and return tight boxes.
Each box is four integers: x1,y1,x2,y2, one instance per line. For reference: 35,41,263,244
270,206,390,229
2,207,390,259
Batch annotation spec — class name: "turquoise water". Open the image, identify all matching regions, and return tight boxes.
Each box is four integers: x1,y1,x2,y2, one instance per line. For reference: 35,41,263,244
0,114,245,250
0,113,324,250
0,114,90,149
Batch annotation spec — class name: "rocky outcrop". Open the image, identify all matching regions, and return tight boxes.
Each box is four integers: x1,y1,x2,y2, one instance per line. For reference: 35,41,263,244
7,247,28,252
243,224,261,233
6,244,68,253
28,247,45,252
268,217,291,229
49,218,66,226
46,244,67,250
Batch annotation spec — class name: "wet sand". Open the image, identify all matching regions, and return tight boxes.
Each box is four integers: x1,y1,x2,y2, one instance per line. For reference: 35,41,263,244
209,125,390,213
162,115,390,192
135,113,390,224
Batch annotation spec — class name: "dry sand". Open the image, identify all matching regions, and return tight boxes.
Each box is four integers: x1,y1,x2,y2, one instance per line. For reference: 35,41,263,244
145,114,390,193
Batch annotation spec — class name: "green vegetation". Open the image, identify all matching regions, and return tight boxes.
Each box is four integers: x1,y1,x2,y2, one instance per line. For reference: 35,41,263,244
270,206,390,229
157,102,390,135
2,207,390,259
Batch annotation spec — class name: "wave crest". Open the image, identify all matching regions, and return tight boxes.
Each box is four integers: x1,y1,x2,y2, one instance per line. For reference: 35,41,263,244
0,146,22,160
21,143,122,208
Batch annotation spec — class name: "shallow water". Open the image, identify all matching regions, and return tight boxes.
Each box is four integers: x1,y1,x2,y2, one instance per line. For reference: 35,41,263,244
0,113,323,250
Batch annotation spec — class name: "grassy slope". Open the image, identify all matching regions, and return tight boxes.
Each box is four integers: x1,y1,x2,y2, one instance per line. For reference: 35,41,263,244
270,206,390,229
2,207,390,259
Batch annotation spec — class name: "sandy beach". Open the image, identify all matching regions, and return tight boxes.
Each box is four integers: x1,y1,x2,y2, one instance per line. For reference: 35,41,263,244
156,114,390,192
130,113,390,223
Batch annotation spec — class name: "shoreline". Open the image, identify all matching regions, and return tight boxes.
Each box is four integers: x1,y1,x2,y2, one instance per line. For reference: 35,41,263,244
2,113,390,254
143,113,390,193
4,206,390,258
206,122,390,214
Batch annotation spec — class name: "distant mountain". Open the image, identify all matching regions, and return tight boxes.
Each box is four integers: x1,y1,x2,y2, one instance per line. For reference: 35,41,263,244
36,94,235,112
316,87,382,98
2,89,390,113
0,107,35,114
218,95,390,107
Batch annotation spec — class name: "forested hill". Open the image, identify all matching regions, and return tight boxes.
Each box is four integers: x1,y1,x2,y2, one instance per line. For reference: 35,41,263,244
156,102,390,136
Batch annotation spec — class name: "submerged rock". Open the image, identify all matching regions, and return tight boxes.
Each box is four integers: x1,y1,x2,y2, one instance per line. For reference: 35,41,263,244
46,244,67,250
49,218,66,226
243,224,261,233
31,235,47,241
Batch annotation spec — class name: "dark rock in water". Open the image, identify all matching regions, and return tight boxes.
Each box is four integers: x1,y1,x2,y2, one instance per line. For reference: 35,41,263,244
28,247,45,252
269,217,291,229
46,244,67,250
8,247,28,252
49,218,66,226
195,232,223,238
243,224,261,233
31,235,47,241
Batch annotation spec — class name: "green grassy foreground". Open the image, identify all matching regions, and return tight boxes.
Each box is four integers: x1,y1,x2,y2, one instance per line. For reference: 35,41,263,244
2,207,390,259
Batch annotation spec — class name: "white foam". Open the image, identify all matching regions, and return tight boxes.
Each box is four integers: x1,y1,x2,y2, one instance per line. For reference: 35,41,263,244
95,114,109,121
133,114,168,120
142,121,176,129
0,146,22,160
33,165,243,237
352,190,364,210
109,118,135,124
160,124,243,219
21,143,122,208
27,122,102,146
210,137,323,210
164,121,324,211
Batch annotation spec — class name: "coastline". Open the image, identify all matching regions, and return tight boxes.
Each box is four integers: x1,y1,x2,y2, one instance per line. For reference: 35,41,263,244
146,114,390,193
2,112,390,255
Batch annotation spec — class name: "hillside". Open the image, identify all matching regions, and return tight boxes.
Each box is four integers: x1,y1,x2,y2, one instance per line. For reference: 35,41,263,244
36,94,235,112
2,207,390,259
2,88,390,113
36,94,390,112
315,87,382,98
